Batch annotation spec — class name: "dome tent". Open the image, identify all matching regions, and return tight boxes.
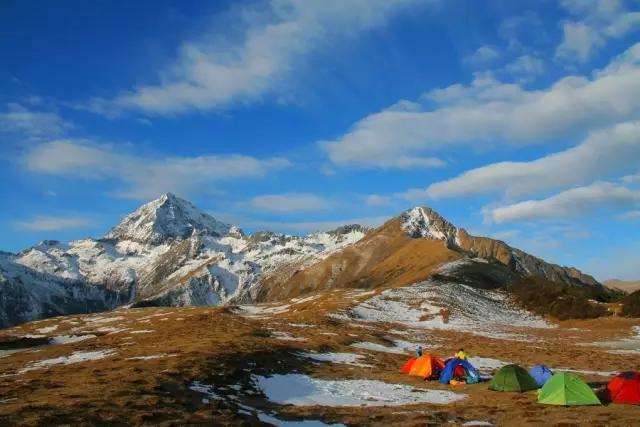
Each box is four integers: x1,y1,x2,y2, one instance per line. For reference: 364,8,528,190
529,364,554,387
439,358,480,384
400,357,417,374
408,354,445,380
537,372,601,406
603,371,640,405
489,364,539,392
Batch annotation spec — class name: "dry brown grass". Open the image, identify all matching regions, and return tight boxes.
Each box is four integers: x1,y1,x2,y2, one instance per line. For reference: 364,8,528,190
0,288,638,426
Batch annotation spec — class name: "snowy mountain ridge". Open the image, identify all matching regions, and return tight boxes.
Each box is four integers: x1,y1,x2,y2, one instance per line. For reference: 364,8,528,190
0,194,369,327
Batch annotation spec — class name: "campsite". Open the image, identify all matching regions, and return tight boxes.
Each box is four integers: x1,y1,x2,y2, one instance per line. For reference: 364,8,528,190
0,285,639,425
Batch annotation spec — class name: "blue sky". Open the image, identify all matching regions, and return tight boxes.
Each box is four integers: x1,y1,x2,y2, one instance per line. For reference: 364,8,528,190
1,0,639,280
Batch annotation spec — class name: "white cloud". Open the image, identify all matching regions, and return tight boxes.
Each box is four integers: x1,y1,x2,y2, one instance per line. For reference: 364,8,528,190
502,54,545,80
622,172,640,183
485,182,640,224
0,103,72,139
464,45,501,67
25,140,290,199
321,43,640,169
15,216,94,231
365,194,394,207
556,21,603,62
556,0,640,62
426,121,640,199
87,0,422,116
248,193,329,213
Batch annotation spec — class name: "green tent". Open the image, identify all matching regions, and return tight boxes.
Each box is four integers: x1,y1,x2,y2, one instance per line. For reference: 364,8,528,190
489,364,539,392
537,372,601,406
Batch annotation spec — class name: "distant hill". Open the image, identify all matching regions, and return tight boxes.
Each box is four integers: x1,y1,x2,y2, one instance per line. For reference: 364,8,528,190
604,279,640,293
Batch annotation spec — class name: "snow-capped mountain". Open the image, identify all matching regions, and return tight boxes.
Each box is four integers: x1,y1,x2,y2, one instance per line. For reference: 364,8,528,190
0,194,368,327
400,207,600,287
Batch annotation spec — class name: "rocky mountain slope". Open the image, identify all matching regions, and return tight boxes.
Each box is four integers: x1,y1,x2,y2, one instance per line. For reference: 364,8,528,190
1,197,600,328
0,194,367,327
257,207,600,301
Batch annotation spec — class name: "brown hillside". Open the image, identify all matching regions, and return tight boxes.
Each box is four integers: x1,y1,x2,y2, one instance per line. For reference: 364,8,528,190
605,279,640,293
256,218,461,301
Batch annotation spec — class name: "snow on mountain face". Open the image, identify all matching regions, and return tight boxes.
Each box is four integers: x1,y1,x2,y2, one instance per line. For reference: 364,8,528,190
0,194,369,327
103,193,236,245
400,207,459,247
400,207,600,287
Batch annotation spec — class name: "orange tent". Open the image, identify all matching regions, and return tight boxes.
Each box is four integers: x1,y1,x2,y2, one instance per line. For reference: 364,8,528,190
409,354,445,379
400,357,417,373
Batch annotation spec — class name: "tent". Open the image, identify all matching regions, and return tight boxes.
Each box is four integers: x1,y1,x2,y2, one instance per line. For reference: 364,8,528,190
537,372,601,406
489,364,539,392
409,354,445,379
400,357,417,374
529,364,554,387
603,371,640,405
439,358,480,384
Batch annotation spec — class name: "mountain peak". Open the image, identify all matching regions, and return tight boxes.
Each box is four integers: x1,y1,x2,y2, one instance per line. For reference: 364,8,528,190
399,206,459,247
104,194,233,245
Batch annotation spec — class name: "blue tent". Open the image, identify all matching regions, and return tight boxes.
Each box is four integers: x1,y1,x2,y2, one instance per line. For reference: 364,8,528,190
529,364,554,387
439,358,480,384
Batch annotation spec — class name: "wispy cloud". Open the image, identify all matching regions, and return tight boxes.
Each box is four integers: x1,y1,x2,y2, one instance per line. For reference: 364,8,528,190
15,215,95,231
25,140,290,200
86,0,422,117
556,0,640,62
248,193,330,213
484,182,640,224
426,121,640,199
0,103,73,140
321,43,640,169
464,45,501,67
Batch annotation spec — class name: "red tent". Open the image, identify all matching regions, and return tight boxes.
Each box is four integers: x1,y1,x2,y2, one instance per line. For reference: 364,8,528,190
605,371,640,405
400,357,417,374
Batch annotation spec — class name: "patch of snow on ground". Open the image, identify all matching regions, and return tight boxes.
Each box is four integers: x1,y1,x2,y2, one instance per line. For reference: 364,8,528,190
299,351,371,367
348,281,551,341
129,330,154,334
19,350,115,373
270,331,306,341
35,325,59,334
126,353,177,360
51,335,96,345
86,316,125,324
253,374,466,406
350,342,406,354
589,325,640,354
237,304,291,317
468,357,510,374
555,368,616,377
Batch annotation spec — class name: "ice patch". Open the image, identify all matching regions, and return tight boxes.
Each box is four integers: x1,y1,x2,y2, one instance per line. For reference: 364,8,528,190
299,351,371,367
254,374,466,406
19,349,115,373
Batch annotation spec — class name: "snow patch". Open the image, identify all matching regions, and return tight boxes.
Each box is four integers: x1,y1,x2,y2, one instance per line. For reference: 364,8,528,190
19,349,115,373
51,334,96,345
35,325,59,334
253,374,466,406
299,351,371,367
